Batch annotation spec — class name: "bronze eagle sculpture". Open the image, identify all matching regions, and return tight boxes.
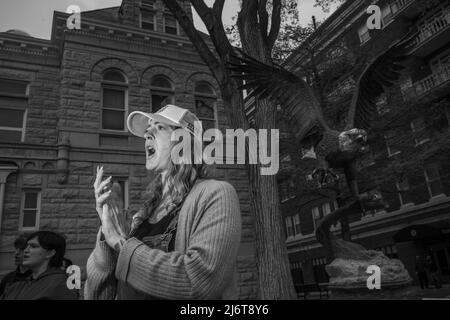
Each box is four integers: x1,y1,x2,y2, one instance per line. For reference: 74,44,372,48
228,33,414,260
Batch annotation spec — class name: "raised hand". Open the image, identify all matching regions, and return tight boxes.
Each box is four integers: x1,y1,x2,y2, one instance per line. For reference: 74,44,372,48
93,166,112,221
93,166,128,250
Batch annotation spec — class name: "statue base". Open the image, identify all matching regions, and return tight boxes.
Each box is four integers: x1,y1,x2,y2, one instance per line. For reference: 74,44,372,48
326,248,417,300
329,283,420,300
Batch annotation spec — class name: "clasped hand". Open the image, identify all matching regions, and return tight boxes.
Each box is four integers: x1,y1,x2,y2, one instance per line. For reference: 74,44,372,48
94,166,127,251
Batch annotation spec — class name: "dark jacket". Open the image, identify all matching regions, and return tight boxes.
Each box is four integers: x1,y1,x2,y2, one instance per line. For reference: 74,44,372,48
0,268,78,300
0,267,32,296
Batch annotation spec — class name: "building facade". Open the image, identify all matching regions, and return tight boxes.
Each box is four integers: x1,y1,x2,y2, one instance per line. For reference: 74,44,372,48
278,0,450,286
0,0,258,299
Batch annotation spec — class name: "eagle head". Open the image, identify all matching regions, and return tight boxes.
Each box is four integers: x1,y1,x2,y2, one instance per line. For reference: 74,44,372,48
338,128,368,154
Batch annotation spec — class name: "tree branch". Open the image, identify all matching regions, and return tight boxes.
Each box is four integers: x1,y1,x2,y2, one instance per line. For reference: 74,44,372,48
237,0,262,56
191,0,233,61
267,0,281,50
190,0,213,28
213,0,225,16
161,0,222,76
258,0,269,43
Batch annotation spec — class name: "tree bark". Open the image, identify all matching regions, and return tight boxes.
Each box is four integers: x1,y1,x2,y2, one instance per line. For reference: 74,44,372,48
249,98,297,299
238,0,296,299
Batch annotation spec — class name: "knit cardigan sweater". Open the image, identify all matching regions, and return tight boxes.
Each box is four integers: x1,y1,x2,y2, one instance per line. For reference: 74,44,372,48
84,179,242,300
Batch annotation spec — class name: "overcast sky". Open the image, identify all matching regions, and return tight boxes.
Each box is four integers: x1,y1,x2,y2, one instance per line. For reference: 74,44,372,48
0,0,339,39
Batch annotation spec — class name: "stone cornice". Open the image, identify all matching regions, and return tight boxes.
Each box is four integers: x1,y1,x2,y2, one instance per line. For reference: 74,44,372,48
0,34,60,59
54,11,214,49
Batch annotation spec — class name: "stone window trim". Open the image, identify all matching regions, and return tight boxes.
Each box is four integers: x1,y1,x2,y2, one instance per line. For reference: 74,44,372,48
163,15,179,36
0,108,27,143
293,213,302,236
102,68,128,84
0,78,29,143
140,0,156,10
185,72,220,97
141,65,181,90
385,133,401,157
140,8,156,31
90,58,139,86
424,163,446,199
358,23,370,44
19,188,41,232
150,75,175,112
285,216,294,238
311,201,336,231
279,179,295,203
396,179,414,207
410,118,430,147
380,4,397,29
312,206,321,231
101,70,129,133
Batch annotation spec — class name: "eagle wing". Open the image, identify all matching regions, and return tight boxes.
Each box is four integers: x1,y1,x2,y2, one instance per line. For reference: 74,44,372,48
228,49,327,141
346,32,415,130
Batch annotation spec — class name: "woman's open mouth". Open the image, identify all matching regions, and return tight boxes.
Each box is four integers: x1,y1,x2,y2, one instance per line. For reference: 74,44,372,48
146,145,156,158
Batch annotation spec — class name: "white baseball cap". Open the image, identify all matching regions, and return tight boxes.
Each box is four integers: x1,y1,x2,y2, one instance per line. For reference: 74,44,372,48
127,104,203,142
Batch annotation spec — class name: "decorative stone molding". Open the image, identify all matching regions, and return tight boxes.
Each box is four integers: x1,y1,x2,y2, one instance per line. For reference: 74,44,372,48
90,57,139,85
141,65,181,89
185,72,220,95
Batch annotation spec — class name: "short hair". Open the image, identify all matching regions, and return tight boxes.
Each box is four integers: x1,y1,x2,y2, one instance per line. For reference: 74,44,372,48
62,257,73,268
14,233,29,250
27,231,66,268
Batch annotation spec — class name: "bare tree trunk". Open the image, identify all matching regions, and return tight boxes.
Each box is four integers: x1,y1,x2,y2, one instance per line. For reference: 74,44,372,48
249,99,297,299
237,0,296,299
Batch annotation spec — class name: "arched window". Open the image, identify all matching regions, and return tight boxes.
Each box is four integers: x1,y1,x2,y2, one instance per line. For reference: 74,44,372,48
194,81,217,130
150,75,174,112
102,69,128,131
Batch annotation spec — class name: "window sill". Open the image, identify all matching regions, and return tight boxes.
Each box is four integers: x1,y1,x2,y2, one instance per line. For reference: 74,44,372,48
281,196,296,203
359,38,371,46
361,161,375,168
429,194,447,202
388,151,401,158
415,139,430,147
400,202,415,209
19,226,39,232
99,130,129,136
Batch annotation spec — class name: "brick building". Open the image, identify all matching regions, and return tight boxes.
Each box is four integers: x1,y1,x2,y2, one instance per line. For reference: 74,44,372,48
0,0,258,299
276,0,450,286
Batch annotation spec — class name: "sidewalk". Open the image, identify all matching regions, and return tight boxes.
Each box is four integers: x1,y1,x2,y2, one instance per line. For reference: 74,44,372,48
417,284,450,300
297,284,450,300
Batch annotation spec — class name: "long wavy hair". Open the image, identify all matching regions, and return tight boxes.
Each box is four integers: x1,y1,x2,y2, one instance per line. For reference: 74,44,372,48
130,127,206,231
